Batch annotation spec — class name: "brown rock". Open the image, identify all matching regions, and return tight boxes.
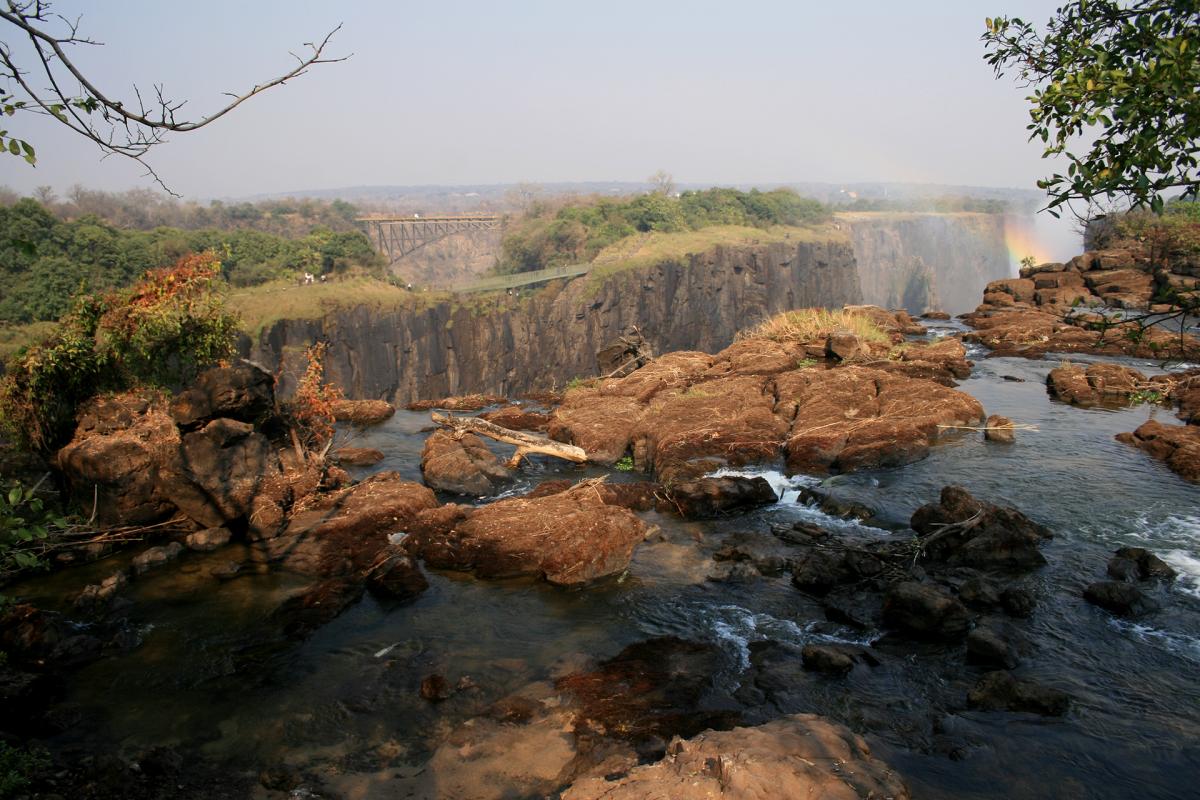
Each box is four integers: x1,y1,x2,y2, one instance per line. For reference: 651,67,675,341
409,481,648,585
882,581,971,641
1117,420,1200,482
561,713,910,800
258,472,438,576
168,361,275,428
478,405,552,432
985,415,1015,443
333,447,385,466
548,390,645,465
985,278,1037,304
185,527,232,551
420,429,513,495
921,310,951,320
526,479,659,511
825,331,863,361
1047,364,1097,406
668,476,777,517
366,548,429,600
779,367,985,474
331,399,396,425
910,485,1052,570
407,394,506,411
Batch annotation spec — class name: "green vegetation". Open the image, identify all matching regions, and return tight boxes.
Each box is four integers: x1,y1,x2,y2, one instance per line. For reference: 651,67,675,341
838,196,1011,213
498,188,830,274
0,741,49,799
984,1,1200,215
0,480,68,584
0,197,382,324
229,277,449,336
614,455,635,472
1129,389,1166,405
0,253,238,451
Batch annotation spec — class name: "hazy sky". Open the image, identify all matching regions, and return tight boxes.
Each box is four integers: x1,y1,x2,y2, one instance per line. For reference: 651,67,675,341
1,0,1070,200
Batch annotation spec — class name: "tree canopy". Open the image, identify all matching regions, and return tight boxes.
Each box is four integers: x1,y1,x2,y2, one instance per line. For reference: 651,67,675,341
983,0,1200,217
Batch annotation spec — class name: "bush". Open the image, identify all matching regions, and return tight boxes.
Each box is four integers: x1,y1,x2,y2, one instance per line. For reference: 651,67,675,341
0,252,239,452
0,741,49,798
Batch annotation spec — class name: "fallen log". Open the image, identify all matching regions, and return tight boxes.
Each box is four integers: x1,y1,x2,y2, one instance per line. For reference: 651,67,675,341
431,411,588,468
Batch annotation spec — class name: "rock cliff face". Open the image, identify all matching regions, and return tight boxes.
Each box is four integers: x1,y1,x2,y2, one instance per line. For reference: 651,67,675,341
843,212,1013,314
248,238,861,402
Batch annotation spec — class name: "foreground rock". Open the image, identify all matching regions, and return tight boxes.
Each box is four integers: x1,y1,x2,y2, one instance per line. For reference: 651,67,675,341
562,713,910,800
420,429,513,495
410,480,649,585
910,485,1053,571
1116,421,1200,482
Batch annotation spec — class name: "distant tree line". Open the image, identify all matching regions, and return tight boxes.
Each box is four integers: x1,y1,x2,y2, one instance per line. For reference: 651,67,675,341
836,196,1014,214
498,188,830,274
0,196,383,324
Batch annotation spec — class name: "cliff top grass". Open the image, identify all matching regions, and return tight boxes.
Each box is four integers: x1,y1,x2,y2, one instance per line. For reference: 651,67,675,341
738,308,890,345
228,277,452,336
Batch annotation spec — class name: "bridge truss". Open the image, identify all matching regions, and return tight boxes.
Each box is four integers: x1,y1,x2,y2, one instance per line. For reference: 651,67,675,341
357,214,502,265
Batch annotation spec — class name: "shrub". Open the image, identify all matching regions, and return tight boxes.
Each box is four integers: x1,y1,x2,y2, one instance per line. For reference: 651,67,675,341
0,251,239,452
284,342,344,456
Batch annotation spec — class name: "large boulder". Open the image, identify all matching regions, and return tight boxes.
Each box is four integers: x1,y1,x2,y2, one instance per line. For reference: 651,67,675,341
330,398,396,425
561,713,910,800
420,429,513,496
256,472,438,576
1047,363,1146,406
55,393,179,525
409,480,649,585
168,361,275,428
910,485,1052,571
779,368,985,474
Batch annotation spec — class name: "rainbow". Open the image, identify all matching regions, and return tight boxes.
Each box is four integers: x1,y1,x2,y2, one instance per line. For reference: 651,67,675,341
1003,216,1059,271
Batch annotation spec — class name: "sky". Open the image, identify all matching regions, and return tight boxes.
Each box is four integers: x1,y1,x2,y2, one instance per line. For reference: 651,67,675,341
0,0,1070,201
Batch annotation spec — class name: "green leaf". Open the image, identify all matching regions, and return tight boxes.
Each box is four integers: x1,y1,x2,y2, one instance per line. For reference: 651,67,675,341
7,488,20,506
7,139,19,156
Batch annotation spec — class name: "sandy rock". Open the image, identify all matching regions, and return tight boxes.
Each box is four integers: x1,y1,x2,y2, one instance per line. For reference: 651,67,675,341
409,481,648,585
330,398,396,425
985,278,1037,304
420,429,513,495
562,712,910,800
548,390,645,465
921,310,951,320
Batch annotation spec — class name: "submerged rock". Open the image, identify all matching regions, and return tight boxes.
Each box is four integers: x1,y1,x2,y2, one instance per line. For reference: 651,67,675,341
365,548,429,601
967,671,1070,716
561,712,911,800
272,578,365,639
420,429,514,495
185,526,232,552
1083,580,1160,617
883,581,971,641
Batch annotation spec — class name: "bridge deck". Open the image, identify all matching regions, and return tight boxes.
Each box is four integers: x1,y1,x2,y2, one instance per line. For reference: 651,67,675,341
450,263,590,293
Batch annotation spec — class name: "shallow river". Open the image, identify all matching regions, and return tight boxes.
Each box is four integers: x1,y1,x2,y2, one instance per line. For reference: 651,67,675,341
11,323,1200,799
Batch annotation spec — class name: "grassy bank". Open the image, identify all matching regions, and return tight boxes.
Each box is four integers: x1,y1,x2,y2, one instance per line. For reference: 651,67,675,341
228,278,452,336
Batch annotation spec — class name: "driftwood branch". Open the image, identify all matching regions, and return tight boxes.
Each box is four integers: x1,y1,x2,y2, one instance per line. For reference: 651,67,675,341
431,411,587,468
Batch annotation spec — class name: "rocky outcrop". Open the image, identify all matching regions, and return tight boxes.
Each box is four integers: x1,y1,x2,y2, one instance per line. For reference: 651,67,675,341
249,238,863,402
409,480,649,585
1047,363,1147,406
561,712,910,800
910,485,1053,570
169,361,275,428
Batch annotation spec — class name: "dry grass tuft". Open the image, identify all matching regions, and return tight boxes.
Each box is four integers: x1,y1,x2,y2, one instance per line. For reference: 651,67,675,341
738,308,890,345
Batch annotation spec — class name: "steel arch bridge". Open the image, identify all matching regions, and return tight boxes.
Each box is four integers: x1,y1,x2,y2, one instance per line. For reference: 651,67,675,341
357,214,502,265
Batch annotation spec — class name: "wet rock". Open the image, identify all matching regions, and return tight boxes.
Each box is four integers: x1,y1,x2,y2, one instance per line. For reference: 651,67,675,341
822,587,884,629
790,549,855,595
273,578,365,638
420,429,514,496
74,572,128,612
1117,420,1200,483
668,476,777,517
210,560,244,580
409,480,648,585
168,361,274,428
365,549,428,601
420,673,452,701
967,671,1070,716
561,712,911,800
331,398,396,425
1048,363,1147,406
333,446,385,466
967,623,1019,669
1083,580,1160,617
185,526,232,552
800,644,854,674
957,575,1002,608
910,486,1052,571
1001,585,1038,618
712,531,795,576
795,488,878,522
259,472,438,577
882,581,971,641
1106,547,1177,582
478,404,552,432
922,310,951,320
984,415,1015,443
259,766,302,792
556,638,741,752
526,478,659,512
131,541,184,575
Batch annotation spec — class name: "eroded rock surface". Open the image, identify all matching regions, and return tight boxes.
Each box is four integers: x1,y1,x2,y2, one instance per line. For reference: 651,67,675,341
420,429,513,496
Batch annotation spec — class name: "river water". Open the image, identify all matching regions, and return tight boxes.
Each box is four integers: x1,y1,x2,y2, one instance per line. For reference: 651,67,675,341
10,323,1200,798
